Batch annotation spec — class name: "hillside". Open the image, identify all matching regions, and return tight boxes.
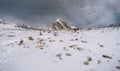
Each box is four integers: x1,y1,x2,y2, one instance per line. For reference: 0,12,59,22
0,23,120,71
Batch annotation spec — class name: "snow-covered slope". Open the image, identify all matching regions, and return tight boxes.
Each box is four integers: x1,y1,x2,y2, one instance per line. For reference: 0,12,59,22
0,23,120,71
0,20,19,30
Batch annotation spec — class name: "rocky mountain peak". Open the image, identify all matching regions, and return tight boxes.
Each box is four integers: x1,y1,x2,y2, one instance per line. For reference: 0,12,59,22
49,18,78,31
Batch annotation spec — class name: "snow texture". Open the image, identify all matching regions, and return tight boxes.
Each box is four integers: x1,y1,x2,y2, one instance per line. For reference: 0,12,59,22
0,23,120,71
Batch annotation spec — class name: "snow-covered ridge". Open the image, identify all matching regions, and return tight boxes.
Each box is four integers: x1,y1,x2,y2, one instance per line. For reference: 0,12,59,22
0,19,18,30
0,19,43,31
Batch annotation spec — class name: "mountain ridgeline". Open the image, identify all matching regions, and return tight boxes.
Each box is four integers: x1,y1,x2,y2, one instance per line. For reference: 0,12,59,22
0,18,120,31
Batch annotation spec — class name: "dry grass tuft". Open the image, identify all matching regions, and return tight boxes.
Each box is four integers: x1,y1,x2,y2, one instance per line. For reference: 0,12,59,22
83,61,89,65
28,36,34,40
65,53,72,56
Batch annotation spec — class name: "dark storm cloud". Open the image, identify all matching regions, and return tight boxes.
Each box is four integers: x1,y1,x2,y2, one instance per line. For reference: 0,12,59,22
0,0,120,28
0,0,65,28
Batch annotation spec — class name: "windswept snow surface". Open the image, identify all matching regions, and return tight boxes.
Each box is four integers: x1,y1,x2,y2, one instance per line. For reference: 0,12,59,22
0,24,120,71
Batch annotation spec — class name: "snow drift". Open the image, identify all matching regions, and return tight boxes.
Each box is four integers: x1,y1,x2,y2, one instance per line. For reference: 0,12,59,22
0,19,120,71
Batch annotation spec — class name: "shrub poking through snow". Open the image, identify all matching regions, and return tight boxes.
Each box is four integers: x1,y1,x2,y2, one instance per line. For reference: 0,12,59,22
97,43,104,47
39,31,42,35
28,36,34,40
49,40,55,42
102,55,112,59
18,39,23,46
99,44,104,47
116,66,120,69
65,53,72,56
6,35,15,37
36,45,44,49
70,39,74,41
77,47,84,51
87,57,92,62
83,61,89,65
23,46,30,48
59,40,63,42
75,38,78,40
81,40,87,43
53,32,58,36
63,47,68,51
97,60,101,64
56,54,62,60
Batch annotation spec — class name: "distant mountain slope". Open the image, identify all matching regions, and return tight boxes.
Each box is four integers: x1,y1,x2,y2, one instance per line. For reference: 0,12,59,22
0,23,120,71
108,23,120,27
0,19,43,31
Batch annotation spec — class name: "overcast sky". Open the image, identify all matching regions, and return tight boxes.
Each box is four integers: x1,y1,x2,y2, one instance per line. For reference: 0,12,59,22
0,0,120,28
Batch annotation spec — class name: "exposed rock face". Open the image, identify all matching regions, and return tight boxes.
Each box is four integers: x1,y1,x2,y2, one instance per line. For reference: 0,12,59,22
49,18,78,31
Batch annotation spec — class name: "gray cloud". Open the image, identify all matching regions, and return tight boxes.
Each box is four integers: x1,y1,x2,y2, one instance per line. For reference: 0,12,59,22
0,0,120,28
62,0,120,27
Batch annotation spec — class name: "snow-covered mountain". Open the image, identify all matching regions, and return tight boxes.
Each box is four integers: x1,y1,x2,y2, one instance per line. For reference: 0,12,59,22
0,19,120,71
